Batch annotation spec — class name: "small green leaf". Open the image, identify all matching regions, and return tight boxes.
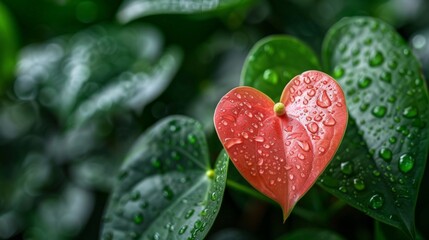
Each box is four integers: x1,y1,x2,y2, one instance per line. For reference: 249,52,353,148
241,36,320,102
71,47,182,128
276,228,346,240
0,2,18,93
101,116,229,240
321,17,429,238
117,0,252,23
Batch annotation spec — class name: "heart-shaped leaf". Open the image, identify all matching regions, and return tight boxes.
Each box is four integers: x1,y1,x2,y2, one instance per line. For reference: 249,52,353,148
241,36,321,102
102,116,229,240
117,0,253,23
321,17,429,238
214,70,347,220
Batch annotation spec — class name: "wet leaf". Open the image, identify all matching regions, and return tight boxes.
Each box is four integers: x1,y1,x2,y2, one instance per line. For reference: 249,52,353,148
102,116,229,240
117,0,252,23
71,47,181,128
14,24,180,128
241,36,320,102
321,16,429,238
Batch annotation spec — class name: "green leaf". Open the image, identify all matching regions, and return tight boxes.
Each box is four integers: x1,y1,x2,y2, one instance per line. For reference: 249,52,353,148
27,184,93,240
0,2,18,93
241,35,321,102
117,0,253,23
320,16,429,238
14,24,180,127
276,228,346,240
101,116,229,240
71,47,182,128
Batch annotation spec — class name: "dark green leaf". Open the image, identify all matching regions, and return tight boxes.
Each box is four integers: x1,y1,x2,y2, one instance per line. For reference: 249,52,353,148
27,184,94,240
276,228,346,240
14,24,180,127
71,47,181,128
241,36,321,102
117,0,253,23
0,2,18,93
320,17,429,238
101,116,229,240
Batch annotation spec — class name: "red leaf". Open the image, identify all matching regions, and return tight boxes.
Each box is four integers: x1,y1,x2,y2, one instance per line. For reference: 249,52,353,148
214,70,348,220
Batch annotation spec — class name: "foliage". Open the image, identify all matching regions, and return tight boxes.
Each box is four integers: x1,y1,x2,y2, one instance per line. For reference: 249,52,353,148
1,0,429,240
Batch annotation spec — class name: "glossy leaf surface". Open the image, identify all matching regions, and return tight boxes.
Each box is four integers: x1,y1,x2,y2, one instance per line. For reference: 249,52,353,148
241,36,320,102
102,116,229,240
117,0,252,23
214,70,347,220
321,17,429,238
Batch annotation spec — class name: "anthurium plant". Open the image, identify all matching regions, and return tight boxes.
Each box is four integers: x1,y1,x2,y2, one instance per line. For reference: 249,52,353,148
1,1,429,240
102,16,428,240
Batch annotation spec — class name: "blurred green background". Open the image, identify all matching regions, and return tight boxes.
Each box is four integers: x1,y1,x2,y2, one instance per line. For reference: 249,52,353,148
1,0,429,239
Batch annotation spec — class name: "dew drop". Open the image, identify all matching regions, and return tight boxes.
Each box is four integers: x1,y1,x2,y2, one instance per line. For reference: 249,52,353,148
264,44,274,54
307,122,319,133
263,143,270,149
224,138,243,148
242,132,249,139
257,158,264,166
245,110,253,118
254,136,265,143
358,76,372,89
289,174,294,180
372,106,387,118
389,137,397,144
403,106,418,118
307,89,316,97
369,51,384,67
340,161,353,175
133,213,144,224
380,72,392,83
185,209,195,219
316,90,332,108
388,60,398,70
333,66,345,79
323,116,336,126
399,154,414,173
263,69,278,84
297,141,310,152
211,192,218,201
369,194,384,210
178,225,188,235
297,153,305,160
163,186,174,200
353,178,365,191
379,148,392,162
372,170,381,177
187,134,197,144
169,124,181,132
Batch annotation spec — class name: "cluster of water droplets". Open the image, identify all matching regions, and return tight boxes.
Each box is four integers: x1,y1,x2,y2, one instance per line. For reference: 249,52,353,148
103,118,224,239
287,73,344,158
323,18,425,212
